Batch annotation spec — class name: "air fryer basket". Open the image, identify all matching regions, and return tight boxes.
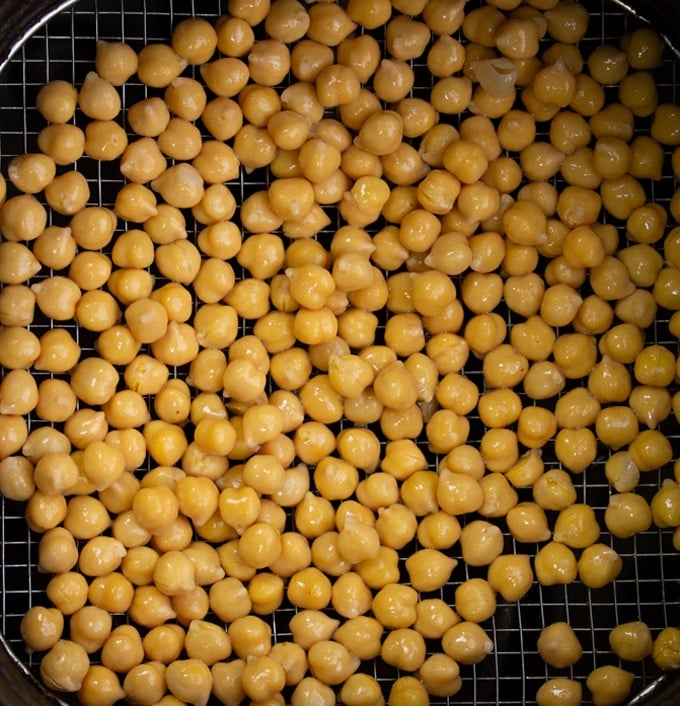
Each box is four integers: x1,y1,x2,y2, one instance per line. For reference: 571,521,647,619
0,0,678,704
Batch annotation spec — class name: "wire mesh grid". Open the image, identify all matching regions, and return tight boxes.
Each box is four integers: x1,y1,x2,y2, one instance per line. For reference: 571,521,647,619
0,0,678,704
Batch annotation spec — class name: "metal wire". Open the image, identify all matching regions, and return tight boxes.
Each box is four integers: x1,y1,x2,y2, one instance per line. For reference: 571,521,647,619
0,0,678,704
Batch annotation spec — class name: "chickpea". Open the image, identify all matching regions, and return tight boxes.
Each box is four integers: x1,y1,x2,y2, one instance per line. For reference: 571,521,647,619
41,639,90,693
586,666,634,706
442,621,494,666
537,622,582,669
536,678,582,706
607,621,653,662
457,520,503,568
578,543,623,588
652,627,680,670
651,479,680,528
487,554,533,602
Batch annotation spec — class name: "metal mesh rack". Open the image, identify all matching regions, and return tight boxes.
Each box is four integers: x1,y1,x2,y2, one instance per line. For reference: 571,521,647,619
0,0,678,704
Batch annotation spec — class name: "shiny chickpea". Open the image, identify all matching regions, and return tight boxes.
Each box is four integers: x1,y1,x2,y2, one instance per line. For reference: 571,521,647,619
21,605,64,653
536,622,582,670
442,621,494,666
485,553,534,603
536,678,582,706
651,627,680,670
552,503,601,549
534,541,577,586
586,665,634,705
608,621,653,662
41,639,90,694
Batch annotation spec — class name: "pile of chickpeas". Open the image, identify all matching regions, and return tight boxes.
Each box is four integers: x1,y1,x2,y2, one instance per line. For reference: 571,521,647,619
1,0,680,703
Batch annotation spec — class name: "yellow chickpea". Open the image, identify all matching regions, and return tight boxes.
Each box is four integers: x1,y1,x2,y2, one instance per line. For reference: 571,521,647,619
538,622,583,668
586,666,634,706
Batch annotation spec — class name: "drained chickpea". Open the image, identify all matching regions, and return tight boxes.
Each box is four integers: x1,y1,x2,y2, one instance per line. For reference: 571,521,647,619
534,541,578,586
536,678,582,706
441,621,494,667
41,639,90,694
538,622,583,669
21,606,64,654
578,543,623,588
586,665,634,706
39,121,82,164
607,621,653,662
36,78,78,122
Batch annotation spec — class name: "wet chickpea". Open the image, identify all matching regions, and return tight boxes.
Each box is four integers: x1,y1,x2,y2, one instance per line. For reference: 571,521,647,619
122,661,168,704
506,501,551,543
487,554,533,602
534,541,578,586
553,503,601,549
21,606,64,653
620,25,663,68
535,678,583,706
608,621,653,664
586,665,634,705
651,627,680,670
613,254,661,302
477,472,518,519
549,112,589,156
629,384,672,430
554,427,597,473
114,182,158,223
502,273,545,317
25,489,67,533
41,639,90,694
442,621,494,667
618,69,658,117
370,57,413,104
494,17,541,59
69,605,113,655
538,622,583,670
651,479,680,528
518,142,564,185
633,344,675,387
532,469,577,511
379,628,426,674
38,526,79,574
595,405,640,449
